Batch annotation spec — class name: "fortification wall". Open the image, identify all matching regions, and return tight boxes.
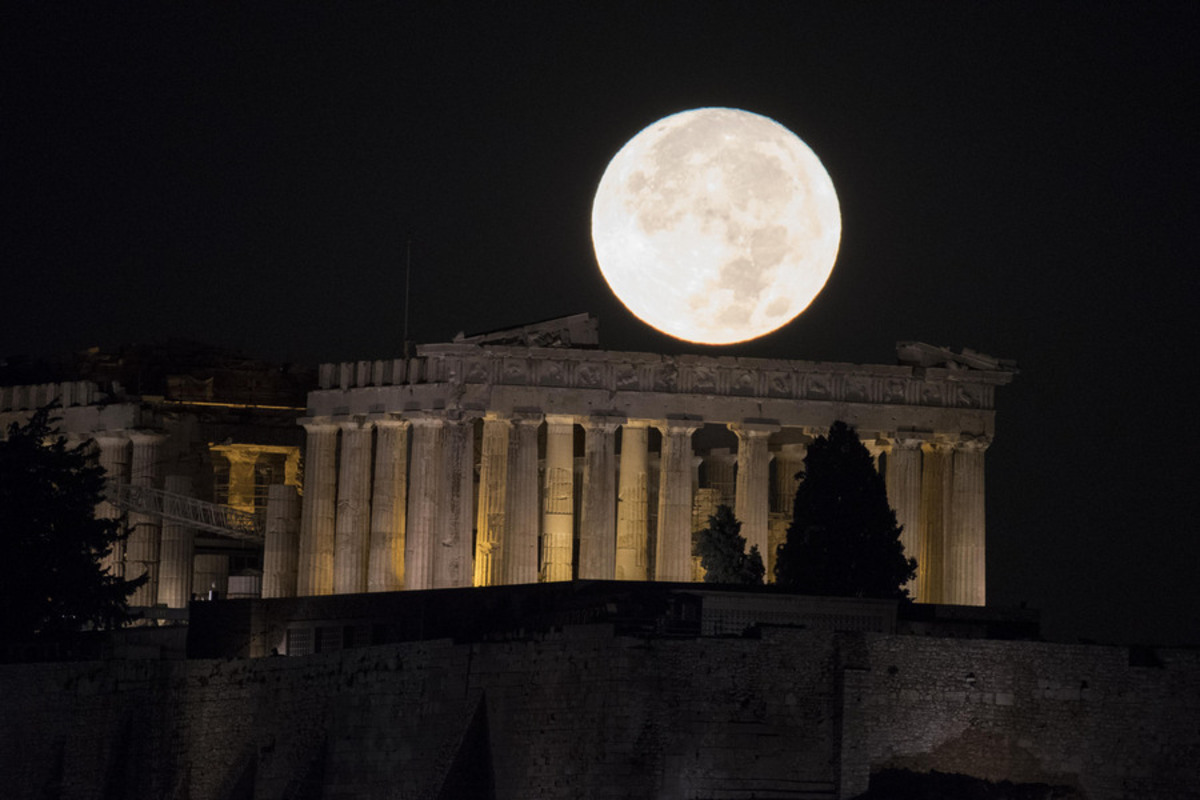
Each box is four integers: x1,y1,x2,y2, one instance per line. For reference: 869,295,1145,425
1,628,1195,800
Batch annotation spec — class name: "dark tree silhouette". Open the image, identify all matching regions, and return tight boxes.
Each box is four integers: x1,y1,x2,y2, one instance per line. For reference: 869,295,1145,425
0,405,145,642
694,504,765,585
775,421,916,599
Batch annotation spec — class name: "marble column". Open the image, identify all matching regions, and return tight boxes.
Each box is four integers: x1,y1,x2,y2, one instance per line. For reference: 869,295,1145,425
157,475,194,609
771,443,807,515
435,412,475,589
404,414,444,591
474,413,511,587
542,414,576,582
263,484,301,598
655,419,700,582
885,437,924,594
616,421,651,581
368,418,409,592
297,422,338,596
917,440,955,604
503,412,543,585
126,430,166,607
730,421,779,564
333,420,374,594
945,437,989,606
704,448,738,509
94,433,129,579
579,415,622,580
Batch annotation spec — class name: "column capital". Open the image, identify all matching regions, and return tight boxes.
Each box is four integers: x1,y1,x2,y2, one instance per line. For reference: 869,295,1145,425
654,416,702,436
511,410,545,427
704,447,738,465
728,420,781,438
127,428,167,445
92,430,130,445
372,416,411,431
545,413,577,428
338,417,374,432
581,414,625,433
887,433,929,451
404,410,449,428
300,419,340,434
954,434,992,452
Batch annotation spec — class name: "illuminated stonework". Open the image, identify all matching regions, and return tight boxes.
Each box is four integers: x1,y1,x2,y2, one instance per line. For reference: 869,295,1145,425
284,316,1015,604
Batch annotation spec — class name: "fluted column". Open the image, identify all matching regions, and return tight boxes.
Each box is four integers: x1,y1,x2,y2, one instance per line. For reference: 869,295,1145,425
579,415,622,580
368,418,409,592
945,437,989,606
94,433,129,579
435,412,475,589
503,412,543,585
704,448,738,509
655,419,700,581
885,437,924,594
297,422,339,596
263,484,301,598
772,442,807,513
542,414,576,582
157,475,194,609
616,421,651,581
405,414,444,591
126,430,166,606
731,421,779,564
334,420,374,594
917,440,955,604
474,414,511,587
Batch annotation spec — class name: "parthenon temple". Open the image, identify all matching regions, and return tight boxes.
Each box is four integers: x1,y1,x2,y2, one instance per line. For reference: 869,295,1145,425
283,315,1016,605
0,317,1016,609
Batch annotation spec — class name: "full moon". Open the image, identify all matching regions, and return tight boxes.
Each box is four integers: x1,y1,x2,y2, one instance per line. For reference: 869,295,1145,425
591,108,841,345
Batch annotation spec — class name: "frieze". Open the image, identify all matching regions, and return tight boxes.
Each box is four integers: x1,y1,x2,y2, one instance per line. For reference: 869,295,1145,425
312,342,1015,412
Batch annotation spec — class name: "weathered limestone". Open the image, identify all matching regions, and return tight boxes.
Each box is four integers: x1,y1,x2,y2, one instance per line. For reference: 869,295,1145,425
917,441,954,604
94,433,129,579
579,416,622,580
474,414,511,587
655,419,701,582
503,412,543,585
404,414,444,591
542,415,575,582
771,443,807,514
435,413,475,589
368,419,409,592
126,430,165,606
297,422,338,596
945,438,988,606
884,437,924,592
263,484,301,598
731,422,779,564
157,475,194,609
333,420,373,594
293,332,1014,602
616,421,651,581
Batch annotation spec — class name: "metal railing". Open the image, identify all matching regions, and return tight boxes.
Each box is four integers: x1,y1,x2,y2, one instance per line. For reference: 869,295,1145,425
109,484,264,543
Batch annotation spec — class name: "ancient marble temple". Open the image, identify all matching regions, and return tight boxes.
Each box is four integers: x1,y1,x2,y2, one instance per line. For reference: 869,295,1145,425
271,315,1016,605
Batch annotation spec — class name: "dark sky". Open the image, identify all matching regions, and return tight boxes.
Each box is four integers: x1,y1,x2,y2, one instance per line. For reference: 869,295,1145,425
3,3,1197,646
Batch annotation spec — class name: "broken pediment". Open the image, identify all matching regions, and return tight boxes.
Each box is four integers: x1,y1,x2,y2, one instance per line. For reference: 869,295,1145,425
896,342,1018,373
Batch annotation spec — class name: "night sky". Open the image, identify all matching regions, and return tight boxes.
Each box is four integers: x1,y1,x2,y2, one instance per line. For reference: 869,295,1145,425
4,4,1196,646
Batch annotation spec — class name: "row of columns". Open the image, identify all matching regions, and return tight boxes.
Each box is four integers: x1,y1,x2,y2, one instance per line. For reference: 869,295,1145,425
290,413,990,605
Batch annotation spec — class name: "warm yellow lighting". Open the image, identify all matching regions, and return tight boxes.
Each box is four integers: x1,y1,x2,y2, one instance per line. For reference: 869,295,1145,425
592,108,841,345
